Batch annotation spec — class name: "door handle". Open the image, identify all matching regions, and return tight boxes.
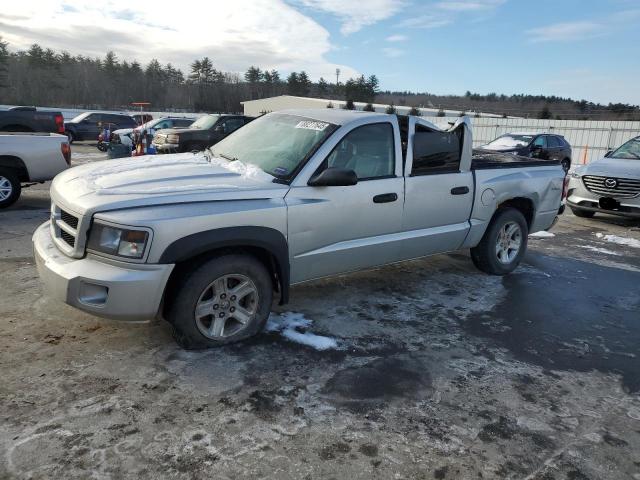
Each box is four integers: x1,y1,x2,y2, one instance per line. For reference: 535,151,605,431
450,186,469,195
373,193,398,203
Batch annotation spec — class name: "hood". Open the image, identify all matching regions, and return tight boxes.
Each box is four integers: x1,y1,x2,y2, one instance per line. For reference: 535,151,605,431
50,152,288,215
577,157,640,179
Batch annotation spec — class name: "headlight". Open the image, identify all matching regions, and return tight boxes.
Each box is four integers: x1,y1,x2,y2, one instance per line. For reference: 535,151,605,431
167,133,179,143
569,171,581,178
87,222,149,259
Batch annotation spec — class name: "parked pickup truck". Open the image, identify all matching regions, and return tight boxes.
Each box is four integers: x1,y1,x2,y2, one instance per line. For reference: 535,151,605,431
0,107,66,135
33,110,566,348
152,114,251,153
0,133,71,208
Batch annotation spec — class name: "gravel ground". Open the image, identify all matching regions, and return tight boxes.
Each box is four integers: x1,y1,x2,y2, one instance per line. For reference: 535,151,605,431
1,144,639,479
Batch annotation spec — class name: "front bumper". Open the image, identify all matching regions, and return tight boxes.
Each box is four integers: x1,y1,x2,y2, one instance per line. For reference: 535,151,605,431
152,143,179,153
32,221,174,321
567,177,640,218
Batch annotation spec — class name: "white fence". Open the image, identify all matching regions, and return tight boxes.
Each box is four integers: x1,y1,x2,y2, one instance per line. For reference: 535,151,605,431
435,117,640,164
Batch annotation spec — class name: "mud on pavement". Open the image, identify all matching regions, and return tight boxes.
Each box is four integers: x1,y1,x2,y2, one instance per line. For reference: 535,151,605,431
1,177,640,479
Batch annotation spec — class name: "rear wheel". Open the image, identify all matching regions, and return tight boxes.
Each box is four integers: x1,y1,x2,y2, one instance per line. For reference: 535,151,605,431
0,168,21,209
570,207,595,218
471,208,528,275
167,254,273,349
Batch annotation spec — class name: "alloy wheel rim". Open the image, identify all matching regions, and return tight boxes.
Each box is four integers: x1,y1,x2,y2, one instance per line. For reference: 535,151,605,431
194,274,259,339
0,176,13,201
495,221,522,264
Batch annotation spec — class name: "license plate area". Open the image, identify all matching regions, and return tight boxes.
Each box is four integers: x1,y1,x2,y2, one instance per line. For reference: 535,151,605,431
599,197,620,210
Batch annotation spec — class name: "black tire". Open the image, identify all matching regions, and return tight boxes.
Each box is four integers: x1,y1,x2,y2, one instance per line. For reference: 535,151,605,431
66,131,75,144
471,208,529,275
0,168,21,209
97,142,108,152
570,207,595,218
167,254,273,349
561,158,571,173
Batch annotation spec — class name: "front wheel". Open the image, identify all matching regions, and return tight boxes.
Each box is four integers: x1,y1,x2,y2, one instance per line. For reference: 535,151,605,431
471,208,528,275
0,168,21,209
167,254,273,349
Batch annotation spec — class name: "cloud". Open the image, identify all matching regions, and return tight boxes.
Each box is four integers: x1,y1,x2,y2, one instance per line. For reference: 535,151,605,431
526,21,602,43
386,34,408,42
296,0,405,34
382,47,405,57
434,0,506,11
396,15,452,29
0,0,359,81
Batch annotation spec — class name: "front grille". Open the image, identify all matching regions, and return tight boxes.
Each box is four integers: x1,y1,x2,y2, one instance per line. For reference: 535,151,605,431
583,175,640,199
154,134,166,145
60,230,76,247
60,209,79,229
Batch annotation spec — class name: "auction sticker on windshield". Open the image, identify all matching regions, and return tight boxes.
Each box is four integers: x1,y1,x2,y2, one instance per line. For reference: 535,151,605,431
295,121,329,131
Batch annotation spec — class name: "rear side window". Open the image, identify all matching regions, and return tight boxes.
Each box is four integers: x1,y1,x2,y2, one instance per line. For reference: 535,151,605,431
548,136,561,147
411,125,463,175
325,123,395,180
174,119,194,127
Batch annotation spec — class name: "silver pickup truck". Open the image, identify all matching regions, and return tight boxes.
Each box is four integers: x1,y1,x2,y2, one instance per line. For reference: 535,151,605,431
0,132,71,208
33,110,566,348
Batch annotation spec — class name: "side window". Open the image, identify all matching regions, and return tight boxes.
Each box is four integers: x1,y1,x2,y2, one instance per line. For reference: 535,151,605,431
86,113,101,123
411,125,463,175
533,136,547,148
154,120,171,130
324,123,395,180
548,136,561,147
220,118,245,134
175,119,193,127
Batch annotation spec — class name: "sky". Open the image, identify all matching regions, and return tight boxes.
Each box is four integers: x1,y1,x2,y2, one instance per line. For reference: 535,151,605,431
1,0,639,105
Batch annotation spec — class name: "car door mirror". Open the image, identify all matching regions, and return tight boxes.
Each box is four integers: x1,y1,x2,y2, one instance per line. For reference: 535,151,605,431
214,124,225,133
308,167,358,187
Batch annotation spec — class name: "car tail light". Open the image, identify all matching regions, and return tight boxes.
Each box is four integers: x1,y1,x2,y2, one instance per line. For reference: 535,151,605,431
61,142,71,165
55,114,65,134
562,176,570,200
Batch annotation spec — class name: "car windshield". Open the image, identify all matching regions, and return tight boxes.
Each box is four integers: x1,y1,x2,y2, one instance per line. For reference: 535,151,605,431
486,134,534,148
191,115,220,129
70,112,91,122
211,113,337,179
610,137,640,159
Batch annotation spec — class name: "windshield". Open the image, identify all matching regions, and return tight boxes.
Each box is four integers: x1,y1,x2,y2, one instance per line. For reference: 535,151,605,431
610,137,640,159
486,134,534,148
191,115,220,129
70,112,91,123
211,113,337,179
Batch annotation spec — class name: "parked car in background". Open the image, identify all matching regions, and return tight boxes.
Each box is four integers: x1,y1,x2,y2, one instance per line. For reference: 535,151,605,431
131,113,153,125
0,107,65,135
567,135,640,218
0,132,71,208
152,114,251,153
33,110,566,348
112,117,195,148
479,132,572,172
64,112,137,143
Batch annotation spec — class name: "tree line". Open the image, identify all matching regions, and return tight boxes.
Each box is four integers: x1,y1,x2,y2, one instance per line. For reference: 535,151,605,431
0,39,379,112
1,38,637,119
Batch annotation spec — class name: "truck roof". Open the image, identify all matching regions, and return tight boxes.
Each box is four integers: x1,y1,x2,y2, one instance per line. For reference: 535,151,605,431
277,108,388,126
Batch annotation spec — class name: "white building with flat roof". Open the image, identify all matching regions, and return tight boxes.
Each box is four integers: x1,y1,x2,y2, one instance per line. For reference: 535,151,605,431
241,95,505,118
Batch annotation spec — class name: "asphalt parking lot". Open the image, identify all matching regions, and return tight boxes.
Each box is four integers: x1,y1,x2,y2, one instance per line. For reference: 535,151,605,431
1,144,639,480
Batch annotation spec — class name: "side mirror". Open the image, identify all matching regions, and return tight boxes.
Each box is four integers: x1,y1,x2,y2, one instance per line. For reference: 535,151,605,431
214,124,225,133
308,167,358,187
605,150,613,157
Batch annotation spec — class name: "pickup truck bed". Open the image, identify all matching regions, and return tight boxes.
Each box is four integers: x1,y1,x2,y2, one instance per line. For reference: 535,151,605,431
0,108,65,134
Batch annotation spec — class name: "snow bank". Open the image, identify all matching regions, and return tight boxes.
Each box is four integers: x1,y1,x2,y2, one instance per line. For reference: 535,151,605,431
266,312,338,351
529,231,555,238
578,245,621,256
595,233,640,249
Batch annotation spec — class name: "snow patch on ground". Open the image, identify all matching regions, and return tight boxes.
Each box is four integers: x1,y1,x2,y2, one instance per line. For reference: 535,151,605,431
595,233,640,248
529,231,555,238
578,245,621,256
266,312,338,351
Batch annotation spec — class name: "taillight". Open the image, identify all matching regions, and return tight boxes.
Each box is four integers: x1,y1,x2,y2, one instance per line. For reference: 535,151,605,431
61,142,71,165
55,114,65,134
562,176,570,200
